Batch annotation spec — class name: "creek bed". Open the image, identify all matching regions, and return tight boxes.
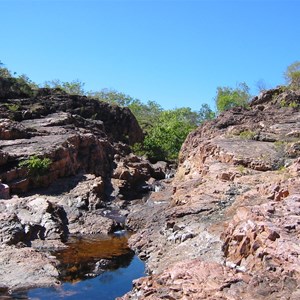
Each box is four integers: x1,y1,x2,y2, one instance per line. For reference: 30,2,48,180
10,233,145,300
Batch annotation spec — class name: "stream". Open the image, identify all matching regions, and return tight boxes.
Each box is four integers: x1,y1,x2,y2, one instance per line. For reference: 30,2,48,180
10,232,145,300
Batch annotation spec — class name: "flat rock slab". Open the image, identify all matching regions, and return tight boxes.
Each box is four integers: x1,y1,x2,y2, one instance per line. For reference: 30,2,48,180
0,246,60,291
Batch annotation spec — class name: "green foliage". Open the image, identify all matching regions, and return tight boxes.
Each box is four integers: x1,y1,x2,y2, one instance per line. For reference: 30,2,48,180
215,82,251,113
135,108,199,161
43,79,85,95
0,61,37,96
280,99,299,109
5,103,20,112
284,61,300,89
237,165,247,174
198,103,216,123
280,99,287,107
92,89,216,161
19,155,52,177
289,101,298,108
1,61,217,162
129,100,163,130
88,89,135,107
274,140,286,149
239,130,255,140
277,165,287,173
17,74,39,90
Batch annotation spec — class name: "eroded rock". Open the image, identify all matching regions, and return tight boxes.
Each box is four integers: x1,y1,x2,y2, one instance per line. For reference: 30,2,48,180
121,88,300,299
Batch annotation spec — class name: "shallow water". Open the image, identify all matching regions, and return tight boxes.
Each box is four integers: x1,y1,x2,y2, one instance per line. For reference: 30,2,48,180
11,233,145,300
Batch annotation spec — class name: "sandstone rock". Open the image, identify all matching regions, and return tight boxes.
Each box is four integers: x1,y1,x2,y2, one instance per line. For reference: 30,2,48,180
0,93,144,194
68,212,115,235
122,87,300,299
0,212,25,245
0,245,60,291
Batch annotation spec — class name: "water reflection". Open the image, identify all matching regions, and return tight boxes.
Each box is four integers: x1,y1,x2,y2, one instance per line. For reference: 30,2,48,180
9,233,145,300
55,233,135,281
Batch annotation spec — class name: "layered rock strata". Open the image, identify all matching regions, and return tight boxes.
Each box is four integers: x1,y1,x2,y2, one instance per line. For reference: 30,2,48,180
120,88,300,299
0,88,167,291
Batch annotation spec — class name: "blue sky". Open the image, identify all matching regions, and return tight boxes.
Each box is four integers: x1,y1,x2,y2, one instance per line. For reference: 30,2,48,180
0,0,299,111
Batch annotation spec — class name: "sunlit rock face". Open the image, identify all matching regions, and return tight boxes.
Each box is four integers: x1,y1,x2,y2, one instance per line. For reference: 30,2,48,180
121,88,300,299
0,90,144,194
0,87,161,293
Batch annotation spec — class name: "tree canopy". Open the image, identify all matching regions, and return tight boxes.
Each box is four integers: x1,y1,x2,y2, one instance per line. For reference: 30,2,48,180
284,61,300,89
137,108,200,161
1,61,216,162
91,89,214,161
215,82,251,113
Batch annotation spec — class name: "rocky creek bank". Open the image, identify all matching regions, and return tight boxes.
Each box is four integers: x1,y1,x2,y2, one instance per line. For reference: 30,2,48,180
2,84,300,300
119,87,300,300
0,85,171,293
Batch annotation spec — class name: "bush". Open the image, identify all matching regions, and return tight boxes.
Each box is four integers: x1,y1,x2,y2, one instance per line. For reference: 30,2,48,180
215,82,251,113
284,61,300,89
19,155,52,177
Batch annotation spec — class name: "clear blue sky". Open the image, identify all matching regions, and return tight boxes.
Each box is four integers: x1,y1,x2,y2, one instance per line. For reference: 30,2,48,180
0,0,299,111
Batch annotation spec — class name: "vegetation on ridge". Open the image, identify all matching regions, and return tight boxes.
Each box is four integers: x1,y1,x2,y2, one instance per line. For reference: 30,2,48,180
215,82,251,113
1,60,300,161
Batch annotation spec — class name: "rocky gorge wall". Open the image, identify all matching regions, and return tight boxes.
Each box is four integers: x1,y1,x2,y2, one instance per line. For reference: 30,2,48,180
2,82,300,299
0,86,168,292
120,87,300,300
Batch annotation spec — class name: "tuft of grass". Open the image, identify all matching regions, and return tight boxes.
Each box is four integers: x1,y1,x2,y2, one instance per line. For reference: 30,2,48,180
5,103,20,112
280,99,299,109
239,130,256,140
289,101,298,108
237,165,246,174
274,140,287,149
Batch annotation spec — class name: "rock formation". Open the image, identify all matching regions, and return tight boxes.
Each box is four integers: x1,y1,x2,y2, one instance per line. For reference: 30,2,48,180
0,85,166,292
120,87,300,299
2,79,300,299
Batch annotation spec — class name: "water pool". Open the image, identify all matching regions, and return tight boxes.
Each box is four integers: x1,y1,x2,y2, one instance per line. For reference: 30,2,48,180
10,234,145,300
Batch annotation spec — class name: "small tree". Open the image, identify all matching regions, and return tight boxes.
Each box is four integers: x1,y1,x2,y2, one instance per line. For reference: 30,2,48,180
198,103,215,124
135,108,199,161
215,82,251,113
255,79,268,93
284,61,300,89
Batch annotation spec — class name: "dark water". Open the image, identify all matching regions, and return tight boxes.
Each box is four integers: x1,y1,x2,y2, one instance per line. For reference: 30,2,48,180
10,233,145,300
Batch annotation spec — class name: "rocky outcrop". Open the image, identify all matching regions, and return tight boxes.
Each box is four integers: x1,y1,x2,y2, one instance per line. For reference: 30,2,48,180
0,87,168,292
0,90,148,195
120,88,300,299
0,77,33,100
0,245,60,291
0,92,143,144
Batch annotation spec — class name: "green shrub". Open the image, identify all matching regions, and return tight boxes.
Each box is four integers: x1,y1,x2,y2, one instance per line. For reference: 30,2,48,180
215,82,251,113
284,61,300,89
280,99,299,108
237,165,246,174
289,101,298,108
19,155,52,177
5,103,20,112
